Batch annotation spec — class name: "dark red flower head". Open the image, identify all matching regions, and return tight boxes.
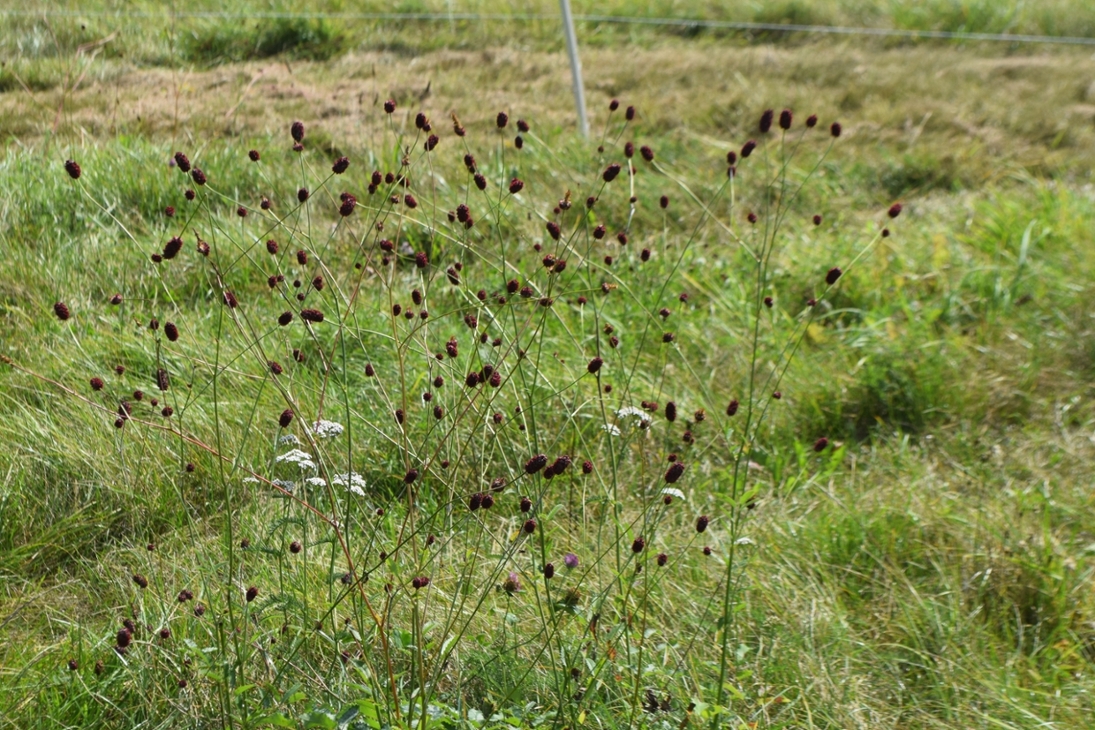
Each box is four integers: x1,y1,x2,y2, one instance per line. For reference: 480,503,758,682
133,574,149,589
164,322,179,342
415,251,428,268
779,109,793,130
279,409,294,428
602,163,622,183
826,267,842,285
332,156,350,174
830,122,842,138
741,140,757,158
523,518,537,534
813,214,822,225
339,194,357,217
525,454,548,474
888,203,903,218
664,462,685,484
384,99,396,113
759,109,774,133
291,121,304,142
696,515,709,533
163,236,183,260
625,105,636,120
806,114,818,128
173,152,191,172
631,535,645,553
53,302,71,321
191,168,206,185
609,99,620,111
64,159,81,179
813,436,829,452
496,111,509,128
245,585,259,602
509,178,524,194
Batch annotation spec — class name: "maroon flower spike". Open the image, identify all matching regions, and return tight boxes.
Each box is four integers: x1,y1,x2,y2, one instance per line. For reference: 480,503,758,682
779,109,793,130
173,152,191,172
156,368,170,391
509,178,524,194
772,391,782,399
727,151,737,165
826,267,842,285
246,585,258,602
469,492,483,511
297,187,309,203
546,221,561,240
543,562,555,579
657,553,668,566
64,159,81,179
520,496,532,512
279,409,294,428
266,239,280,255
587,356,603,374
164,322,179,342
741,140,757,158
631,536,645,553
641,145,654,162
223,290,238,308
888,203,903,219
747,212,758,224
415,251,428,268
473,173,488,190
90,376,104,391
269,361,283,375
163,236,183,260
110,293,123,305
664,462,685,484
593,225,606,239
609,99,620,111
291,121,305,143
191,168,206,185
665,401,677,422
496,111,509,128
813,214,822,226
425,134,439,151
116,628,132,648
525,454,548,474
340,194,356,217
830,122,842,138
481,493,495,509
882,228,891,238
260,196,269,209
332,156,350,174
602,163,622,182
133,574,149,589
53,302,71,321
806,114,818,128
759,109,774,133
300,308,324,323
624,141,634,158
813,436,829,452
523,518,537,534
696,515,709,533
277,311,293,327
249,149,260,162
625,105,636,121
296,250,308,265
159,627,171,640
384,99,396,113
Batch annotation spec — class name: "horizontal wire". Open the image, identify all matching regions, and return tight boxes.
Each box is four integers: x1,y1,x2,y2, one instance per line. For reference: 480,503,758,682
1,7,1094,46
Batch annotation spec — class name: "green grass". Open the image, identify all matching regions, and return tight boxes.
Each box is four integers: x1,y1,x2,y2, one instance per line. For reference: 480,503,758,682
2,3,1095,729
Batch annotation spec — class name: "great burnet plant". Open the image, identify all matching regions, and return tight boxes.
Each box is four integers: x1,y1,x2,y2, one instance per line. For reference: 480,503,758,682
17,98,900,727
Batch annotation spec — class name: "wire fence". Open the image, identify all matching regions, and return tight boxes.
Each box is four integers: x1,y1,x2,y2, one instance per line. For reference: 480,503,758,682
2,8,1095,47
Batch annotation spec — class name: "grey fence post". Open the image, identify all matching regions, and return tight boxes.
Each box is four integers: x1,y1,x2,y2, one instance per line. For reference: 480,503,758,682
559,0,589,138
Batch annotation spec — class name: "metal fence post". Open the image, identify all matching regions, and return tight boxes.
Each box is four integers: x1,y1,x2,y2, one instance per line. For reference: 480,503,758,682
558,0,589,138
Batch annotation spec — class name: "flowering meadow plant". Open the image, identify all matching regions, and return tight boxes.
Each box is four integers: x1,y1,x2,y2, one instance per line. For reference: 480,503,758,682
15,97,904,728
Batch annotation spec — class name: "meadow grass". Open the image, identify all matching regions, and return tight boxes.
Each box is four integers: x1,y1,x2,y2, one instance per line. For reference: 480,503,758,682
2,3,1095,729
